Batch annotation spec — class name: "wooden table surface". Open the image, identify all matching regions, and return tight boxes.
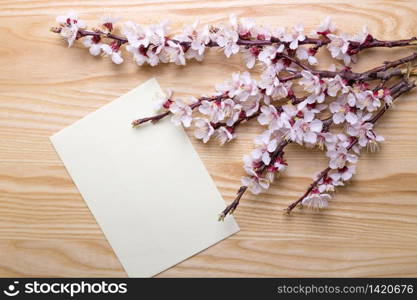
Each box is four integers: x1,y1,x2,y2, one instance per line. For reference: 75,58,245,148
1,0,417,277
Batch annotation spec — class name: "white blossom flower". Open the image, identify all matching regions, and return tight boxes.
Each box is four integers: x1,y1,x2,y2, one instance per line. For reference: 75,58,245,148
56,11,86,47
351,25,369,44
174,21,210,61
258,105,284,129
326,141,358,169
329,165,356,182
169,98,193,127
286,115,323,145
346,113,384,150
194,118,214,143
242,46,260,68
312,16,336,36
317,174,342,193
302,191,331,209
375,88,393,106
228,72,259,102
215,27,239,57
282,23,306,50
299,71,326,103
154,89,173,111
82,36,103,56
240,95,260,116
316,131,336,151
355,90,382,112
191,24,211,54
230,14,257,38
56,11,83,26
243,154,262,177
296,47,318,65
252,130,279,165
199,100,225,123
101,43,124,64
327,33,351,65
297,101,327,123
222,99,242,126
326,75,349,97
258,45,284,65
146,21,169,52
165,40,186,65
241,176,270,194
122,21,149,48
265,156,287,182
100,15,121,33
259,66,290,98
214,127,235,145
329,96,358,125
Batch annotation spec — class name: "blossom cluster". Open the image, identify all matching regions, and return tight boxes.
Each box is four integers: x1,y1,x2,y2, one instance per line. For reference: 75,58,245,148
54,11,378,68
151,67,392,202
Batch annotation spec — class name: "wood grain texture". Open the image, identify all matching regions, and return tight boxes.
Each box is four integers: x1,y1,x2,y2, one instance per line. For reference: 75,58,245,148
1,0,417,277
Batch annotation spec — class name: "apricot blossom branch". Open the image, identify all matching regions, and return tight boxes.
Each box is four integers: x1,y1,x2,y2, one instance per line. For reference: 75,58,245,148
51,11,417,219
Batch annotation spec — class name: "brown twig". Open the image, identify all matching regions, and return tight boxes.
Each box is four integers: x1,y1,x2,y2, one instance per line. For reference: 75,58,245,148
131,94,227,127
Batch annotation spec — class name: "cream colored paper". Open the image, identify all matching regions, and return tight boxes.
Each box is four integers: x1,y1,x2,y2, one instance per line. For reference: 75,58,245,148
50,78,239,277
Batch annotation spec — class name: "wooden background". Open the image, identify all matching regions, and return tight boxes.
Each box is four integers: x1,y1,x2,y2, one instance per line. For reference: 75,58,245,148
1,0,417,277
